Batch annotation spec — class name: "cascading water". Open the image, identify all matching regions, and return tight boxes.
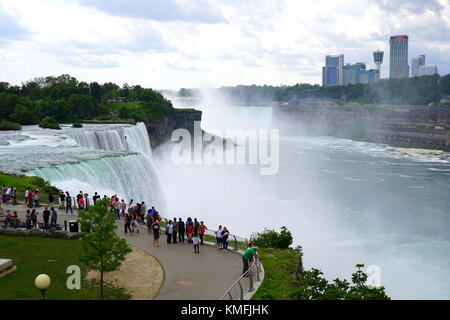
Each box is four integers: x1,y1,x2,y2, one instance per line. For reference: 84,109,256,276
0,122,166,210
27,154,164,208
68,122,152,157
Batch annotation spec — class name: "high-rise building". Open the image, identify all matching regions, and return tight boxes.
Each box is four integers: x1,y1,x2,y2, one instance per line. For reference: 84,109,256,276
411,55,426,77
411,55,438,77
373,50,384,80
389,35,409,78
322,54,344,87
343,63,366,85
343,63,379,85
418,65,438,76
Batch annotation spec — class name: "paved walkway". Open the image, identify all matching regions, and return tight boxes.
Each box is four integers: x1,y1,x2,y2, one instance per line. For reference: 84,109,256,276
1,203,243,300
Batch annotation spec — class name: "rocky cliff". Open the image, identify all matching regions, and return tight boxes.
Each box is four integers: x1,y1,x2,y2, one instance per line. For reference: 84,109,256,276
273,104,450,151
145,109,202,148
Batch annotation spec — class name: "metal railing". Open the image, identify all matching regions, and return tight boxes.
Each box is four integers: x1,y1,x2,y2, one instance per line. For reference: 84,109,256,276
220,258,261,300
7,193,80,208
203,228,248,251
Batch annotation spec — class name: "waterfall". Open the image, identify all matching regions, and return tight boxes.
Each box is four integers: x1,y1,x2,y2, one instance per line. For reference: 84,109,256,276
26,122,165,210
27,154,165,209
68,123,152,155
123,122,153,157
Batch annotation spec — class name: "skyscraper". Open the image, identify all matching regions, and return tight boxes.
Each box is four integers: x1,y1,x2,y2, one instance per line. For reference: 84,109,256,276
411,55,438,77
389,35,409,78
411,55,426,77
322,54,344,87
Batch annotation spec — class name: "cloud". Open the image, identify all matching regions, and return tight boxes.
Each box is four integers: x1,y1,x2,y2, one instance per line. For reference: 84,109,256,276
59,54,120,69
369,0,444,14
1,0,450,87
0,7,28,44
77,0,226,23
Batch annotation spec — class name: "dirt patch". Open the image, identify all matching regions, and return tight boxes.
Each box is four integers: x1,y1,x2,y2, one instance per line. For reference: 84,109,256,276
86,246,163,300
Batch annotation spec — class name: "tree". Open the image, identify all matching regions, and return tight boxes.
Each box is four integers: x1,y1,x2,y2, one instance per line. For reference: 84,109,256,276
78,200,131,299
67,94,95,118
251,226,293,249
439,74,450,96
89,82,102,102
290,264,390,300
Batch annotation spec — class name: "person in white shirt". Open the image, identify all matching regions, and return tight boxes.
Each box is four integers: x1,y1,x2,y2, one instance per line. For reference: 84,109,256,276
166,220,174,244
216,225,223,250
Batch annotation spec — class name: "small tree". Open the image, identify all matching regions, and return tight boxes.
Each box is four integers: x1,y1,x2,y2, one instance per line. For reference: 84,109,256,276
290,264,390,300
78,200,131,299
251,226,293,249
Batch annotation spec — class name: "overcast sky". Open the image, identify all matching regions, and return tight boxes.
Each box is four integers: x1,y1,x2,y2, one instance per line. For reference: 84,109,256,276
1,0,449,89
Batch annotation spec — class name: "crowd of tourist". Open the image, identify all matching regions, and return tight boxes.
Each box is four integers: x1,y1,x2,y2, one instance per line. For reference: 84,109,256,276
1,185,17,208
2,186,260,275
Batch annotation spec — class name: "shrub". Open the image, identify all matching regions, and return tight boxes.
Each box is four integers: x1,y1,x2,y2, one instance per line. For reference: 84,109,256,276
0,120,22,131
39,116,61,130
290,264,390,300
251,226,293,249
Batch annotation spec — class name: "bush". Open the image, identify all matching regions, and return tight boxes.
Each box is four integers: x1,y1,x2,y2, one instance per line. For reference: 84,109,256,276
39,116,61,130
72,123,83,128
290,264,390,300
251,226,293,249
0,120,22,131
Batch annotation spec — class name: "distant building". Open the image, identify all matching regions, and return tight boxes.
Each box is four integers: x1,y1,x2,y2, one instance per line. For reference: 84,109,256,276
411,55,438,77
343,63,379,85
373,50,384,80
322,54,344,87
418,65,438,76
411,55,426,77
389,35,409,78
359,69,379,84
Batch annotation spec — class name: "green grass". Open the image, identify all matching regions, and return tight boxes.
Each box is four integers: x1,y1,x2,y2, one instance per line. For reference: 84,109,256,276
252,248,300,300
0,235,130,300
0,172,59,195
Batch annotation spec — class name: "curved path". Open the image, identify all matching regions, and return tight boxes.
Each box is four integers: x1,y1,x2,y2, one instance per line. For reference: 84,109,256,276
2,203,243,300
116,222,242,300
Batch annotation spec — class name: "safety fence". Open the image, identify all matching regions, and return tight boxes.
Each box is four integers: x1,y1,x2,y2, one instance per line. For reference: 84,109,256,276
202,228,249,251
220,258,262,300
5,193,82,210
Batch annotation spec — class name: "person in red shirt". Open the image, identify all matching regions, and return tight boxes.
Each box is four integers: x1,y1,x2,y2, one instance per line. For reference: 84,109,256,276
199,221,207,245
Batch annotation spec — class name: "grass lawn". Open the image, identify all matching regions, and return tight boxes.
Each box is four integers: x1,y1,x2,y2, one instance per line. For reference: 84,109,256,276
252,248,300,300
0,172,59,195
0,235,130,300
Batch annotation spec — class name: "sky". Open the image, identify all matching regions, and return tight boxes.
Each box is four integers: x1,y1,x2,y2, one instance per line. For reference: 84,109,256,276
0,0,449,89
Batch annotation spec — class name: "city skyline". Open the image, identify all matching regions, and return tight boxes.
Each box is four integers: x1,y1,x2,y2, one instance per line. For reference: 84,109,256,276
1,0,450,89
322,33,442,86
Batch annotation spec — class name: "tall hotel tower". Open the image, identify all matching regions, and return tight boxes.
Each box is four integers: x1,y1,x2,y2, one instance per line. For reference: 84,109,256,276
322,54,344,87
389,35,409,78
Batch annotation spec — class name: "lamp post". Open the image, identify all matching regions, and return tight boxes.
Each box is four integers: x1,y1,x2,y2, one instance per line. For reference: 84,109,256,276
35,274,51,300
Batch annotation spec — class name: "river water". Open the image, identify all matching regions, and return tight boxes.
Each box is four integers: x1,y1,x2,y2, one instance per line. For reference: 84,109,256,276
157,103,450,300
0,108,449,299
